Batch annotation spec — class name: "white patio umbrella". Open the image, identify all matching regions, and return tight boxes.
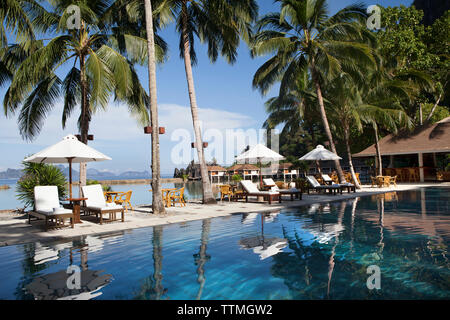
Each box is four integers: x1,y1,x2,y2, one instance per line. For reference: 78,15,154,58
24,134,111,198
299,145,342,174
235,144,285,186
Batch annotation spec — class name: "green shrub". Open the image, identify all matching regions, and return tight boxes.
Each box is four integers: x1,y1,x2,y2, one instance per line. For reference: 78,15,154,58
87,179,112,192
16,162,67,209
231,174,243,182
295,178,308,191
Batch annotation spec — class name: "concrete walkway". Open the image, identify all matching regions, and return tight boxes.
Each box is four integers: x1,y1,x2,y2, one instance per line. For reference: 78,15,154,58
0,182,448,247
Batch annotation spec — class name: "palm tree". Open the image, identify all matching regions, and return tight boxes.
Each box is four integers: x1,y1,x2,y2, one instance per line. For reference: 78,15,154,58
155,0,258,204
326,72,411,187
3,0,166,188
0,0,48,47
251,0,376,183
143,0,166,214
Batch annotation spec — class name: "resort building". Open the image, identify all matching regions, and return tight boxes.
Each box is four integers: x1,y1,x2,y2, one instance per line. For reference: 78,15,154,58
353,117,450,182
276,163,298,181
262,163,298,181
207,165,228,183
227,164,260,181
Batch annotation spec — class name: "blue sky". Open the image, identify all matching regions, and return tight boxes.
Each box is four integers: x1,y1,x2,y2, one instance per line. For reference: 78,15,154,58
0,0,412,175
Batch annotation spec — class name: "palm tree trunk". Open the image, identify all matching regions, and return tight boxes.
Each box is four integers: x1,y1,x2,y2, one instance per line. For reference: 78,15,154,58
144,0,166,214
344,125,361,189
152,225,164,300
79,53,89,192
196,219,211,300
310,60,346,183
374,125,383,176
181,1,216,204
425,92,442,122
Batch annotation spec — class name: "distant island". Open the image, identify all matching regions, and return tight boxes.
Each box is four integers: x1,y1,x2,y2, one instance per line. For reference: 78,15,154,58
0,166,154,181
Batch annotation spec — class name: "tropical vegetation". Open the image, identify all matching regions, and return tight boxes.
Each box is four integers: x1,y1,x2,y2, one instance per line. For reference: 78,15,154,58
16,161,67,208
254,1,449,178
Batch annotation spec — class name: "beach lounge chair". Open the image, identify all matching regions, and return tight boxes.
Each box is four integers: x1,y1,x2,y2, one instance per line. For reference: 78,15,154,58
306,176,342,195
240,180,281,204
81,185,125,224
263,178,302,201
321,174,334,185
28,186,74,231
322,174,356,193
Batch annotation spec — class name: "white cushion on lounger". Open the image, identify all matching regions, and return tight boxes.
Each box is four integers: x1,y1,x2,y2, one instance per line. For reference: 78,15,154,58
81,184,107,208
88,205,122,211
34,186,61,212
35,207,72,216
53,207,72,214
240,180,259,193
306,176,321,188
342,183,354,186
106,202,120,208
322,174,333,182
279,188,299,193
263,178,276,186
241,180,278,195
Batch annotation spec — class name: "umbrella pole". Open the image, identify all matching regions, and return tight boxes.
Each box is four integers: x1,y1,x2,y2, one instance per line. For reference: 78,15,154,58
261,214,266,250
68,158,73,199
316,160,322,175
259,158,263,188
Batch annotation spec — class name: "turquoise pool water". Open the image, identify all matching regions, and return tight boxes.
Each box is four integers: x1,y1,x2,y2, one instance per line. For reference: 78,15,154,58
0,187,448,300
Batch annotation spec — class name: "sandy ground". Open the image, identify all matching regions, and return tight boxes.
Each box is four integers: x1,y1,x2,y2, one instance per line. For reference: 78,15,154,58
0,182,448,247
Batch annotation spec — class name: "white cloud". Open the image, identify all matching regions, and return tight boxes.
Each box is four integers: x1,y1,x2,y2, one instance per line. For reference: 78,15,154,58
0,100,258,171
158,103,255,134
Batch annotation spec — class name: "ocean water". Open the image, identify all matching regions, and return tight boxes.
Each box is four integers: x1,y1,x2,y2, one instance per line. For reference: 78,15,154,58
0,187,448,300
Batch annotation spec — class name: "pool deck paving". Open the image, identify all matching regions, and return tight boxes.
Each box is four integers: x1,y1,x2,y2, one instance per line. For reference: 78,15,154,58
0,182,448,247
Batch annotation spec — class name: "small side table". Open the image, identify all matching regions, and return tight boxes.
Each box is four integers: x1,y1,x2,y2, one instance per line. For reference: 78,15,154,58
66,198,87,224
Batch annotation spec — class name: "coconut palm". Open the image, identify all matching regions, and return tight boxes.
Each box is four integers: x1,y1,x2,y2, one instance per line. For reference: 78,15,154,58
251,0,376,183
142,0,166,214
154,0,258,204
326,71,412,187
0,0,50,47
3,0,166,188
263,69,324,146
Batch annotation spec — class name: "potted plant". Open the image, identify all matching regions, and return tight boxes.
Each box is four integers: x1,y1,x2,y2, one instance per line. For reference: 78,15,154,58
231,174,243,186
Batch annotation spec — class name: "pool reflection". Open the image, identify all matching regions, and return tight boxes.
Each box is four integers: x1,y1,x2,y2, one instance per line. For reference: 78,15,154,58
2,188,449,300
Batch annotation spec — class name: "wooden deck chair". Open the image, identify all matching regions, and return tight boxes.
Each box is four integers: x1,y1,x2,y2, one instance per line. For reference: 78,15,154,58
168,187,186,207
263,178,302,201
28,186,74,231
219,185,233,202
81,185,125,224
240,180,281,204
114,191,133,211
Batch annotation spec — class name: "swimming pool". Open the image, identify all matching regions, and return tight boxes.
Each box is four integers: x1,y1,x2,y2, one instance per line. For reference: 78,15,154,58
0,187,448,300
